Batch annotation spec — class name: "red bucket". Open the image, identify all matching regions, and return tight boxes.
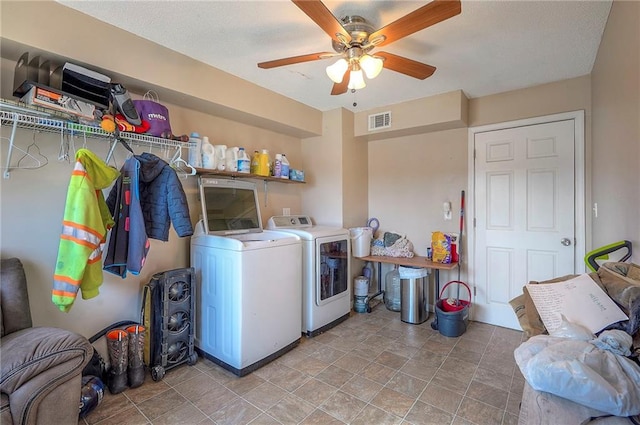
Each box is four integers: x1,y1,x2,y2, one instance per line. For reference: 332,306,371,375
439,280,472,312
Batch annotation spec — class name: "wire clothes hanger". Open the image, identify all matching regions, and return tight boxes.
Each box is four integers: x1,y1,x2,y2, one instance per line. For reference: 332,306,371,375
16,132,48,170
58,127,70,162
1,134,47,170
169,145,196,177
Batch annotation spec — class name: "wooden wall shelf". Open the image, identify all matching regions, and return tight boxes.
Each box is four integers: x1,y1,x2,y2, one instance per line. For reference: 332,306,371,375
195,168,305,184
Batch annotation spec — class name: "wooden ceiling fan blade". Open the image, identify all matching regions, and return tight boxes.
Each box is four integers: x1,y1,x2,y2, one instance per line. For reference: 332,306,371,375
258,52,335,69
331,69,350,95
292,0,351,44
370,0,461,47
377,52,436,80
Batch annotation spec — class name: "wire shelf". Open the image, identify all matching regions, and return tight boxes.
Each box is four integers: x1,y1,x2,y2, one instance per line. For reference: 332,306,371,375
0,110,65,133
1,109,304,188
1,110,195,178
0,110,194,149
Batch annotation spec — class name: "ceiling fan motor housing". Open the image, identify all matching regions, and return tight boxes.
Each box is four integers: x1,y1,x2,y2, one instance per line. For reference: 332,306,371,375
332,15,375,52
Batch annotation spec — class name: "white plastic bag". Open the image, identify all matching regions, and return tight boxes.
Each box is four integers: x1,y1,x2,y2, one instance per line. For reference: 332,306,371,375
548,314,594,340
514,335,640,416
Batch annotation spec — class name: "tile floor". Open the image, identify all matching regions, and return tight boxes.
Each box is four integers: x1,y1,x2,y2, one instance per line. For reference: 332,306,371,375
79,305,525,425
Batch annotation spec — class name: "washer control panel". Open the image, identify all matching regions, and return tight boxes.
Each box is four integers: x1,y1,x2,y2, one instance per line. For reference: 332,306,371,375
267,215,313,229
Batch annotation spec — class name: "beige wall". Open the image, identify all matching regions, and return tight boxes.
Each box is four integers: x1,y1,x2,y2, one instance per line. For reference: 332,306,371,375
368,128,469,256
300,107,369,230
1,0,638,336
300,109,344,227
591,0,640,261
341,112,368,230
365,75,592,284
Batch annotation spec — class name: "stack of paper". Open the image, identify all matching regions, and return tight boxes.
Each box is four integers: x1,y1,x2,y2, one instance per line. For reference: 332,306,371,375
526,274,628,334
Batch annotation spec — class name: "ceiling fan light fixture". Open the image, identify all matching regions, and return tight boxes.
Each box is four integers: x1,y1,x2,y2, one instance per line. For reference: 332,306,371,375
359,54,383,79
326,58,349,83
348,69,366,90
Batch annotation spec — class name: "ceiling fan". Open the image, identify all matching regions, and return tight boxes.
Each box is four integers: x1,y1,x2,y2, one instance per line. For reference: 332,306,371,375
258,0,461,95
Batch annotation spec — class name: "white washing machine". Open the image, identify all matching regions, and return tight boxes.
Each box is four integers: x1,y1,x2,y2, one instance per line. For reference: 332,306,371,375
191,178,302,376
267,215,350,337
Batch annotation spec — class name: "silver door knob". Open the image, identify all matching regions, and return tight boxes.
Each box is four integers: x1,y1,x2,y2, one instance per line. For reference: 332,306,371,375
561,238,572,246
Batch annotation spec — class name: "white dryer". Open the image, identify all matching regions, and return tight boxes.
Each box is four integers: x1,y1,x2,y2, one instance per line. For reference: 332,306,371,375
267,215,350,337
191,178,302,376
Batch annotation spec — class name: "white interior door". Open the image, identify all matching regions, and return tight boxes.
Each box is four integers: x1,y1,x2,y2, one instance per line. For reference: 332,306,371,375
470,114,585,329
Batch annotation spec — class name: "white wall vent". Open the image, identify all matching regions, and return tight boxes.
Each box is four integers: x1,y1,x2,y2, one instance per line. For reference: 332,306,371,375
368,111,392,131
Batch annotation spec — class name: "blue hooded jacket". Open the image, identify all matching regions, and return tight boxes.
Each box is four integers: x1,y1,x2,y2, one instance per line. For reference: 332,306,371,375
107,152,193,242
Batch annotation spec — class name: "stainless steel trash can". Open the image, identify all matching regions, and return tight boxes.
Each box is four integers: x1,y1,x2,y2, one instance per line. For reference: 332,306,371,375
399,267,429,324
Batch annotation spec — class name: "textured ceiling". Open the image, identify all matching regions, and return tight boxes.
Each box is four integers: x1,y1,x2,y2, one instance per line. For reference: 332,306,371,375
57,0,612,112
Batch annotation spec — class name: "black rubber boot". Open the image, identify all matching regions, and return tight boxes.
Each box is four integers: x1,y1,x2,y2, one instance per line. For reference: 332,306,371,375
126,325,146,388
106,329,129,394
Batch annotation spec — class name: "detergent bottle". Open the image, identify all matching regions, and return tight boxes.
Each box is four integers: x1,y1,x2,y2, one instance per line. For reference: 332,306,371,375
256,149,270,176
250,150,260,174
214,145,227,171
280,153,290,179
225,147,239,172
187,132,203,168
362,262,374,282
237,147,250,173
200,136,216,169
273,153,282,177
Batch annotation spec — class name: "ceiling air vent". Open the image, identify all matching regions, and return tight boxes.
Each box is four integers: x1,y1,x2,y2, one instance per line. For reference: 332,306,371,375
368,111,391,131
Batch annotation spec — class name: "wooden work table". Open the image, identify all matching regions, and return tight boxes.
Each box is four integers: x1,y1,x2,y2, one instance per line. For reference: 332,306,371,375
359,255,458,271
358,255,459,313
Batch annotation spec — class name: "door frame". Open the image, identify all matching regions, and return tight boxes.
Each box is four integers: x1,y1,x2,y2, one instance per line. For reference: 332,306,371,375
466,111,587,317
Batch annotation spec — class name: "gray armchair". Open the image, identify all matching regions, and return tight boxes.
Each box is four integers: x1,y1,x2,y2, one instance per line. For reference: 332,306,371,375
1,258,93,425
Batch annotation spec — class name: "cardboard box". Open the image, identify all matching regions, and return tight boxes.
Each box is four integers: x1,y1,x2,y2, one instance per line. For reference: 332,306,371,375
21,85,95,120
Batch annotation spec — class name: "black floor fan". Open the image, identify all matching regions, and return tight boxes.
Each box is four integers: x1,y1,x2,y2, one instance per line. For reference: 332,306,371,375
141,267,198,381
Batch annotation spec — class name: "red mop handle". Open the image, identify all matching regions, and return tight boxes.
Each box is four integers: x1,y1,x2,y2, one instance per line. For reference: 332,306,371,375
459,190,465,237
457,190,465,286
